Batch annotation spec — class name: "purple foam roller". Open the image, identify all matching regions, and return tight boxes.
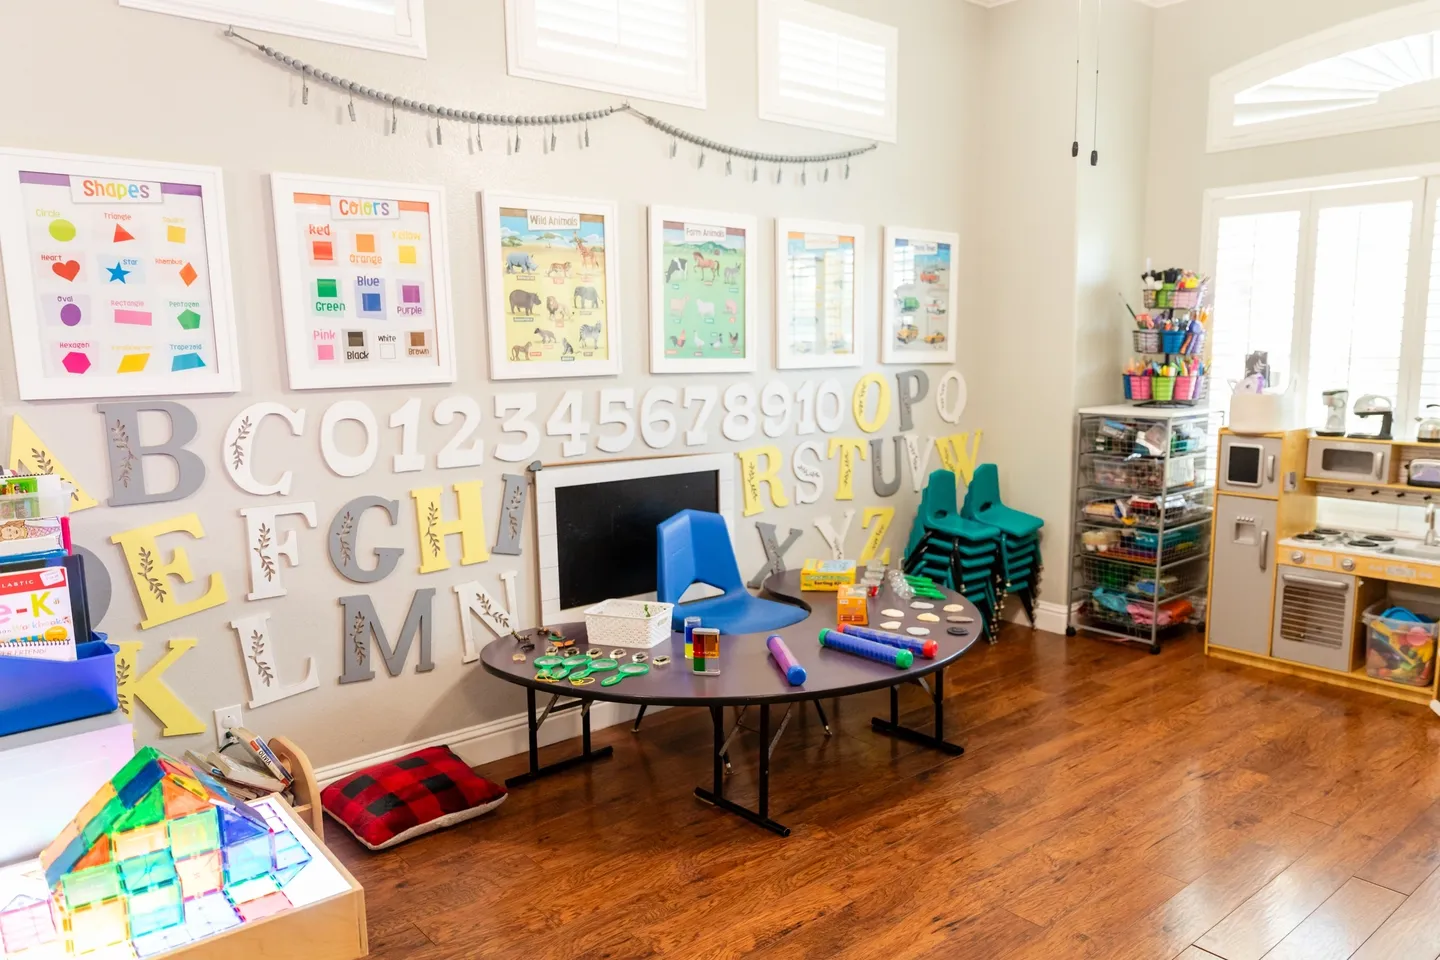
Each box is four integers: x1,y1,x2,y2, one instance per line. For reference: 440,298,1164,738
818,629,914,669
837,624,938,659
767,634,807,685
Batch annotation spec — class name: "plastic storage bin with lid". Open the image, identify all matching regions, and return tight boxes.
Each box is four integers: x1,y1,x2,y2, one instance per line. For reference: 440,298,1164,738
1363,595,1440,688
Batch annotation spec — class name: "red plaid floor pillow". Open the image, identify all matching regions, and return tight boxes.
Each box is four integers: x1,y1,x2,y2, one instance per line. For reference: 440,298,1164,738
322,745,506,850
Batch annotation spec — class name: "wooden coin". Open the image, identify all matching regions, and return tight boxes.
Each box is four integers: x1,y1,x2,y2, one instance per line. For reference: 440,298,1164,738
879,621,902,630
881,608,905,618
944,604,964,612
906,627,931,637
910,601,935,610
917,613,940,623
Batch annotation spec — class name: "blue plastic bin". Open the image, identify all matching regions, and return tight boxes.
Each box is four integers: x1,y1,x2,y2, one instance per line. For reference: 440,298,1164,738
0,634,119,737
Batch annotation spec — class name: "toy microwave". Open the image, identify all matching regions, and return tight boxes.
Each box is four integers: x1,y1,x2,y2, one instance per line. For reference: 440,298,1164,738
800,559,858,591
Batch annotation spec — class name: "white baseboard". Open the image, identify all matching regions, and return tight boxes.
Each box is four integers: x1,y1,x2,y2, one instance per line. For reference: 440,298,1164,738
1002,597,1069,635
313,700,664,786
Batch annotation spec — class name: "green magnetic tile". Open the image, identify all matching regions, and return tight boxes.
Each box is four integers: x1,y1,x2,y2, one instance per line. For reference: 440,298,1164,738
117,761,165,808
118,850,177,894
226,874,278,904
113,785,165,832
168,809,219,858
80,797,125,849
272,831,310,872
111,748,163,796
128,884,184,938
61,863,122,909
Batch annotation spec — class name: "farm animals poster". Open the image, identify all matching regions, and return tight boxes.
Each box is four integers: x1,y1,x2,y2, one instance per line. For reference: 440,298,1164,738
269,173,457,389
482,192,621,379
774,218,866,370
647,205,758,374
881,225,958,364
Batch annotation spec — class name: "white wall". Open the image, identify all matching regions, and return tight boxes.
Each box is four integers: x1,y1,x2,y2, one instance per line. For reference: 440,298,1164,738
0,0,983,767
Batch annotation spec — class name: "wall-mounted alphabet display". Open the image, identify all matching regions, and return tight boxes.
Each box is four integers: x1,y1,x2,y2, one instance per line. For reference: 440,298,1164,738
596,388,637,454
852,374,892,434
114,639,206,736
432,395,484,469
494,394,541,462
8,414,99,510
339,588,436,683
936,431,983,483
870,436,903,497
411,482,489,574
747,522,803,589
895,370,930,433
320,400,378,477
937,371,968,424
774,218,865,370
241,502,318,601
327,496,403,584
902,434,935,492
111,513,227,630
639,387,679,449
683,385,718,446
493,474,529,556
648,205,759,374
223,403,304,495
454,573,518,664
736,445,790,517
814,510,856,560
0,148,242,399
546,390,592,458
721,383,759,442
792,440,824,504
98,401,206,506
390,398,427,473
229,612,320,709
270,172,458,390
859,507,895,564
828,438,868,500
73,545,113,627
482,191,622,380
880,226,959,365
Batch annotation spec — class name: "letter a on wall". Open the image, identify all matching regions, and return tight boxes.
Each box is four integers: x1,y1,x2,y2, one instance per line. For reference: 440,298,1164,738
114,639,206,736
8,415,98,510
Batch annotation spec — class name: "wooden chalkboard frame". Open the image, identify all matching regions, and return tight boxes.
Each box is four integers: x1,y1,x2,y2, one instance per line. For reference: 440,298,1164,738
535,453,736,623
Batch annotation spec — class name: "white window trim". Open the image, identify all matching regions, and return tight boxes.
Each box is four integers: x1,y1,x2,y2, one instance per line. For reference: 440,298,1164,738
117,0,426,58
1208,0,1440,153
504,0,707,109
757,0,898,143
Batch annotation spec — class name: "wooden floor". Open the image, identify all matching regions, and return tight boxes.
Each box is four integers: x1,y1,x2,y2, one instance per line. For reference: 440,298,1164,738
328,626,1440,960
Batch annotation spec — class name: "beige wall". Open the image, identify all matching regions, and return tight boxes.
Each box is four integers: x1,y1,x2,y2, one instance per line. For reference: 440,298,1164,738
0,0,983,767
1143,0,1439,268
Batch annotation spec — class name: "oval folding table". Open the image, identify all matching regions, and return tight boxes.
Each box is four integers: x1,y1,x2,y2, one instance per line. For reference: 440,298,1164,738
480,569,981,836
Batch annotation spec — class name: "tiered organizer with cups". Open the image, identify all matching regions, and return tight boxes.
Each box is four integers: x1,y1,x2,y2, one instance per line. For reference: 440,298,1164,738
1125,282,1208,406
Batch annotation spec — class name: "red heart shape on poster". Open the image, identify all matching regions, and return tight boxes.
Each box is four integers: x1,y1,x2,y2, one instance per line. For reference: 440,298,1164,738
52,260,80,282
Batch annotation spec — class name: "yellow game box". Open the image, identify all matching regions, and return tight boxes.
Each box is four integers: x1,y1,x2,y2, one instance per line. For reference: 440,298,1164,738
801,558,858,591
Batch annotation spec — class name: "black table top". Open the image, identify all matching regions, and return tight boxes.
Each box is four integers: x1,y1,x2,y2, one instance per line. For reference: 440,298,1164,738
479,569,982,707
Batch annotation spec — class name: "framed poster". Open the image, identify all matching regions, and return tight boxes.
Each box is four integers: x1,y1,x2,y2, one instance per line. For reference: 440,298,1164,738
647,205,759,374
774,218,865,370
881,225,958,364
270,173,457,390
0,149,241,400
481,192,621,380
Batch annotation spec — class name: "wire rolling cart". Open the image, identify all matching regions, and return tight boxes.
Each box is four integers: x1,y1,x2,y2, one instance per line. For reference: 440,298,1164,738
1066,406,1216,654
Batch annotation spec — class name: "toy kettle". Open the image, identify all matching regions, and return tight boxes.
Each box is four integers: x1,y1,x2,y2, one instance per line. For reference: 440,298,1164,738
1419,405,1440,443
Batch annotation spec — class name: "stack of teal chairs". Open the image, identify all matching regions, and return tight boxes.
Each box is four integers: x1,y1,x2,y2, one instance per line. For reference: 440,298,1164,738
903,469,1004,639
903,466,1045,639
960,464,1044,627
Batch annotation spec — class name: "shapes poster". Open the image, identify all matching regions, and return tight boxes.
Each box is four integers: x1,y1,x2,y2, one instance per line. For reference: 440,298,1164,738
0,150,240,399
270,173,456,389
483,192,622,380
774,218,865,370
881,226,958,364
647,205,758,374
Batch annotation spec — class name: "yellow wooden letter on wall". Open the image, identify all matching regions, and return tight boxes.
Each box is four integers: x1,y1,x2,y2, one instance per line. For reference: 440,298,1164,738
411,481,489,574
736,445,790,517
8,414,98,511
851,374,892,434
936,431,984,483
827,438,868,501
860,507,895,564
111,514,228,630
115,639,206,736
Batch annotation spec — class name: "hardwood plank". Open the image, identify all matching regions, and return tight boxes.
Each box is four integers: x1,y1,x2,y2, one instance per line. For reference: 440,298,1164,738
1357,801,1440,896
1352,861,1440,960
1262,878,1404,960
1175,949,1226,960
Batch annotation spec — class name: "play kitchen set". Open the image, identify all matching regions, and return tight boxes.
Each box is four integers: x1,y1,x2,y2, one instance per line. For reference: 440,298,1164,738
1120,268,1209,406
1206,423,1440,703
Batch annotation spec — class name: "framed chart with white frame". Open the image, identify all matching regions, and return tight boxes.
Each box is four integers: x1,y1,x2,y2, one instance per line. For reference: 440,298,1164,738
0,148,241,400
648,205,759,374
270,173,457,390
482,191,622,380
881,225,958,364
774,218,865,370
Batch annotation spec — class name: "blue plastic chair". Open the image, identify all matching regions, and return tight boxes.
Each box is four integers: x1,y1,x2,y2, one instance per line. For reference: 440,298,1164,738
656,510,809,634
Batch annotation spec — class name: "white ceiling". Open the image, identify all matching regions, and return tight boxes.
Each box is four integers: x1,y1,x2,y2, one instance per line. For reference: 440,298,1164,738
965,0,1187,7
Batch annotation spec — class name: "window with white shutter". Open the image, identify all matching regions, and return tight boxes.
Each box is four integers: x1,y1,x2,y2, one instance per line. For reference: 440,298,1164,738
758,0,897,142
505,0,706,108
117,0,425,57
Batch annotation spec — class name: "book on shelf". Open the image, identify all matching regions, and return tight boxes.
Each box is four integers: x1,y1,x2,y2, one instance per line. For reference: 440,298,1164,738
0,566,76,661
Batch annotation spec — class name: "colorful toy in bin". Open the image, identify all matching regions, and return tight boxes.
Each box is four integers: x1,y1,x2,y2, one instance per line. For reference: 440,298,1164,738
836,584,868,625
1365,606,1438,688
800,558,857,591
26,746,312,958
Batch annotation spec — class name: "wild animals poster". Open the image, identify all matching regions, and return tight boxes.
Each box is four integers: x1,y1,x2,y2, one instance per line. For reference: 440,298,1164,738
881,226,958,364
483,193,621,380
774,219,865,370
648,206,758,374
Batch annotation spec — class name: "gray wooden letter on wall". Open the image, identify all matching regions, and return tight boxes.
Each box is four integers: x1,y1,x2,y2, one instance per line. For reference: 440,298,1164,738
895,370,930,433
492,473,528,556
328,496,403,584
96,401,206,507
338,587,436,683
870,435,904,498
747,522,804,588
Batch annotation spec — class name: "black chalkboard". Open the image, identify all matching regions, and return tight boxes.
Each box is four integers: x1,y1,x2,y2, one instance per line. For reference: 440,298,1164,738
554,470,721,611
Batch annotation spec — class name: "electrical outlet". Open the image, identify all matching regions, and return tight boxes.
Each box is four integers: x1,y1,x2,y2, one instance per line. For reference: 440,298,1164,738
213,704,243,749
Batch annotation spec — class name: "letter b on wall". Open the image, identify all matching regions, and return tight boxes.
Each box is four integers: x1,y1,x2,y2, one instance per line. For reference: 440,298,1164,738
96,402,206,507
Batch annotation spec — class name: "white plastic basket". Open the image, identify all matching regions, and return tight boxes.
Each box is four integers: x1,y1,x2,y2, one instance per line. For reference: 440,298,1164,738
583,599,674,649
